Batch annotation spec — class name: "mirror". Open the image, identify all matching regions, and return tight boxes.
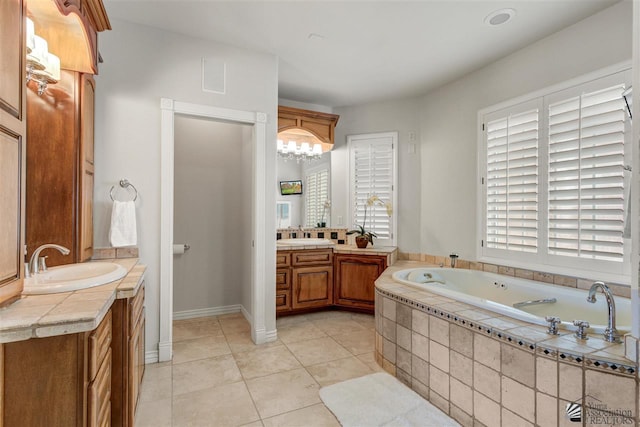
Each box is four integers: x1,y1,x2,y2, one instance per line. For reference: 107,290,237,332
276,129,331,229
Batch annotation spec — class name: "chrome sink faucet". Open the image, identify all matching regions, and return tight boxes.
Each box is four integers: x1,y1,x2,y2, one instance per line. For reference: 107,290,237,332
29,244,70,276
587,281,622,343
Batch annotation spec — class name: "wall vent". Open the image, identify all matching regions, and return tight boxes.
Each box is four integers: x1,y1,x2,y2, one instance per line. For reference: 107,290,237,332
202,57,226,94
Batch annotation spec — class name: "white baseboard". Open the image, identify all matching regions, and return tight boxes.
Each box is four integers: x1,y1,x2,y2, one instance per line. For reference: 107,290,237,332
173,304,242,320
145,350,159,364
240,305,253,324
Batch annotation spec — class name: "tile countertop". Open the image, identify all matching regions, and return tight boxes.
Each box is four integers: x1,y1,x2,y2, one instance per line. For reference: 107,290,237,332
0,258,145,344
376,260,635,367
276,241,398,256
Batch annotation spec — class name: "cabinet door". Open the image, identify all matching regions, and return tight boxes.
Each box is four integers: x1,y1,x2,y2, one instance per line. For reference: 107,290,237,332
0,0,24,119
79,74,95,261
128,311,145,422
292,266,333,309
334,254,386,310
88,349,112,427
0,126,23,305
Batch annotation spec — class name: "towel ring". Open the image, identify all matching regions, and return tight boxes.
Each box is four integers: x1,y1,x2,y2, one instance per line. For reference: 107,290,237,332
110,179,138,202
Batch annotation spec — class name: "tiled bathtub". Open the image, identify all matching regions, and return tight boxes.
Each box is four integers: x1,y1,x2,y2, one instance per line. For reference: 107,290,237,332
374,261,638,427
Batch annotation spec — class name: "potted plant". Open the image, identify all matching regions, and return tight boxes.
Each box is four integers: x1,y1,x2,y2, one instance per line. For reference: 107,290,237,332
317,199,331,228
347,195,393,248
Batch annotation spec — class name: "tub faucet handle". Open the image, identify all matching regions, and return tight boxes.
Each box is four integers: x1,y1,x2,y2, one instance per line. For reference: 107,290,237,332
573,320,590,340
544,316,561,335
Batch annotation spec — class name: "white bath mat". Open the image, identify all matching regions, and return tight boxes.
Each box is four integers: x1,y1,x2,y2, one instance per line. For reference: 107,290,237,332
319,372,460,427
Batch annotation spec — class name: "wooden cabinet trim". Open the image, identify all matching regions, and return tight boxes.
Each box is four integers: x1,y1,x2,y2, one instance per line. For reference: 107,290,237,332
277,106,339,147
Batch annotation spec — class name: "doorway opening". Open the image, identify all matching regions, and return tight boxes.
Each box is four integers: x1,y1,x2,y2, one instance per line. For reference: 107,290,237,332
159,99,275,362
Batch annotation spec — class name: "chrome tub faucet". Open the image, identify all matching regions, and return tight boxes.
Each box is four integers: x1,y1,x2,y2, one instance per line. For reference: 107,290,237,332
587,281,622,343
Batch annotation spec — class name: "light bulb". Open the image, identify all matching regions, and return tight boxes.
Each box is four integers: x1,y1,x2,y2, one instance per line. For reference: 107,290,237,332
287,141,297,153
300,142,310,155
44,53,60,82
312,144,323,155
26,18,35,54
277,139,284,153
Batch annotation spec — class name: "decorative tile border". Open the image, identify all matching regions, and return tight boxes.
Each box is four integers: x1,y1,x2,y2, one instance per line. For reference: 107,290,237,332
376,287,636,377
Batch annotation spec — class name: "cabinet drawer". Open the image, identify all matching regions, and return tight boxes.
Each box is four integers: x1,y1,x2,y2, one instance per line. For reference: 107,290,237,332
276,251,290,267
276,291,291,312
291,249,332,266
89,310,112,379
276,267,290,290
129,283,145,332
88,349,111,427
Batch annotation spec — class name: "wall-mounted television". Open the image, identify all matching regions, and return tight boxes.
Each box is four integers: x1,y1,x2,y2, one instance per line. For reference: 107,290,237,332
280,180,303,195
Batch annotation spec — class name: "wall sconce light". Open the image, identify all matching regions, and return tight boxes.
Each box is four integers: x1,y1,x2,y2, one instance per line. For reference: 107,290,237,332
277,139,324,163
25,17,60,95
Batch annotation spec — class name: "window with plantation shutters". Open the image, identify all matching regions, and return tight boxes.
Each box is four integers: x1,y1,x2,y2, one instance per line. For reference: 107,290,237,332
480,69,631,281
547,84,627,263
348,132,398,246
486,108,539,253
305,168,329,227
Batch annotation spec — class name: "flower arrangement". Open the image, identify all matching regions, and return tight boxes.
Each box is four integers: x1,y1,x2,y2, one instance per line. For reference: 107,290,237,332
317,199,331,228
347,195,393,247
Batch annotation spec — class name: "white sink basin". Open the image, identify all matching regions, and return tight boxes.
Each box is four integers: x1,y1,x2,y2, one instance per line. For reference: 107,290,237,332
22,262,128,295
277,238,334,246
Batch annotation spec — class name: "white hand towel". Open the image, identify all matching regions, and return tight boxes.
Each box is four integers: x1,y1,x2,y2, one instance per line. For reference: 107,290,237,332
109,200,137,247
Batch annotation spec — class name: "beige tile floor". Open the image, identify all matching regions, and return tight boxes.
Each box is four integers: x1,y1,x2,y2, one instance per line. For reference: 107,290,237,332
136,310,382,427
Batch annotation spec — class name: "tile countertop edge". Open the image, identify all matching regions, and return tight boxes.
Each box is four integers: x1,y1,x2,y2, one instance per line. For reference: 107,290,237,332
275,242,398,255
376,260,637,370
0,259,145,344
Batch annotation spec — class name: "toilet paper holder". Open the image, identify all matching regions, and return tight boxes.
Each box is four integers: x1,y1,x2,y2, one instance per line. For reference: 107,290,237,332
173,243,191,254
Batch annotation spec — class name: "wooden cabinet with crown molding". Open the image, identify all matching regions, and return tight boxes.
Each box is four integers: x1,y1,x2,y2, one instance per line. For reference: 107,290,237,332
0,0,27,306
277,106,340,151
25,70,96,266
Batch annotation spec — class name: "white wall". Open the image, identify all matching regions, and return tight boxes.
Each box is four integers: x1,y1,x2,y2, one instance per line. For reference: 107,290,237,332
419,1,632,261
173,116,251,313
94,19,278,358
333,97,423,252
331,1,631,258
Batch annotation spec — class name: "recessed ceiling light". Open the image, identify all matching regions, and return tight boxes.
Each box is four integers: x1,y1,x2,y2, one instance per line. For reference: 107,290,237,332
484,8,516,26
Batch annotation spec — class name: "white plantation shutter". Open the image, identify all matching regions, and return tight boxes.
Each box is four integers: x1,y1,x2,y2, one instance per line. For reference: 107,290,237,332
481,70,631,280
548,84,627,262
305,168,329,227
349,133,397,245
486,108,539,253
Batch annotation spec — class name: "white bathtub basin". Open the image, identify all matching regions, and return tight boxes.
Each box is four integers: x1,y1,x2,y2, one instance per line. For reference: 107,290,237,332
392,267,631,334
22,262,128,295
277,238,334,246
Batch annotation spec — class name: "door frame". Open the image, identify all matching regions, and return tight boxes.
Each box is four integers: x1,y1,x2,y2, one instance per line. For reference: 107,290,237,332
158,98,273,361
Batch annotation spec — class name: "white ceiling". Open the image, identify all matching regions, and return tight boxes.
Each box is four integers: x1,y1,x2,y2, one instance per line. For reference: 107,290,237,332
104,0,620,108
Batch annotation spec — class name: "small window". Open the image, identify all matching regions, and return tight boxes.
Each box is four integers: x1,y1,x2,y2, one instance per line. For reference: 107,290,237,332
305,167,329,227
348,132,398,246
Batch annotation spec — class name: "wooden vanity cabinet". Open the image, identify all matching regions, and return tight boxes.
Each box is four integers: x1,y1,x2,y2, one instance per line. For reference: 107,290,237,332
0,0,27,306
277,249,334,312
26,70,95,266
334,254,387,312
2,309,113,427
111,281,146,427
291,249,333,309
